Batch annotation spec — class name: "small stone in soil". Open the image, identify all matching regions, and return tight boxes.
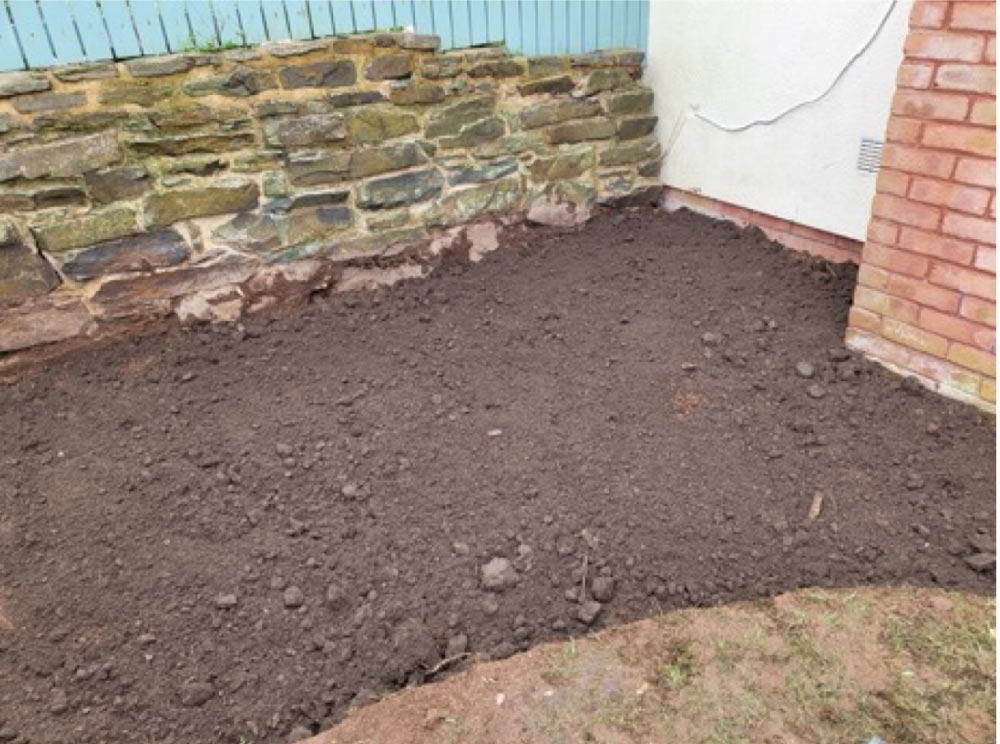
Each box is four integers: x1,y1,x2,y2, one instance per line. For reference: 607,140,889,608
795,361,815,379
807,384,826,399
969,534,995,553
445,634,468,657
178,681,215,707
965,553,996,572
701,332,722,346
590,576,615,603
214,593,238,609
283,586,305,608
325,584,345,609
287,725,313,742
480,557,518,591
576,600,602,625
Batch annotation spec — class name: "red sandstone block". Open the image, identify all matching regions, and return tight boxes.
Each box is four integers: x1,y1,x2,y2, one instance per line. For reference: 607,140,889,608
881,317,950,356
953,156,995,186
886,117,923,144
921,122,996,157
960,294,997,327
942,210,997,243
905,31,985,62
948,342,997,375
887,273,962,312
893,90,970,120
934,63,997,93
872,193,942,230
975,245,996,272
864,241,932,276
898,62,936,89
919,306,996,348
867,218,900,245
969,98,997,125
908,177,992,214
858,263,891,289
849,306,883,333
911,1,949,28
929,260,997,299
898,225,977,263
882,144,956,177
950,2,997,31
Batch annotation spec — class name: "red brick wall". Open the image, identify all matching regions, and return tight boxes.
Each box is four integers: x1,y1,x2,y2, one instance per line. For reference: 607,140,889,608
847,0,996,410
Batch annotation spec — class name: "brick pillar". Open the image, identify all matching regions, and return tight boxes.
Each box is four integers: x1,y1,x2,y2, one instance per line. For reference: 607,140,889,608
847,0,996,410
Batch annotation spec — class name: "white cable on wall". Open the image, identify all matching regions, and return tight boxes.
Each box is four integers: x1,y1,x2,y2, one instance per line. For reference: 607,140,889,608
689,0,898,133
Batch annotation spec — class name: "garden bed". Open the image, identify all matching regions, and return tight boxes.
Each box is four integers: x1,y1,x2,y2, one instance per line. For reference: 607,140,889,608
0,207,994,744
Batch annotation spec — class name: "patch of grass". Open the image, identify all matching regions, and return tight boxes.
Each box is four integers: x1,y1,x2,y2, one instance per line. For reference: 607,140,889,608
651,638,696,693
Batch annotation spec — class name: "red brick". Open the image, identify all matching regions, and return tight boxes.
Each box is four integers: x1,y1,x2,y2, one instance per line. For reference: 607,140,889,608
919,306,995,347
987,36,997,63
898,62,936,88
929,260,997,298
849,306,883,333
867,218,900,245
893,90,970,120
960,295,997,326
858,263,891,289
975,245,996,272
886,117,923,143
905,31,985,62
933,63,997,93
941,210,997,243
911,0,949,28
948,342,997,375
887,273,962,312
864,241,931,276
871,193,942,230
907,177,992,213
969,98,997,125
855,286,921,323
882,144,956,177
898,225,977,263
921,122,996,157
953,156,995,186
981,376,996,401
881,317,950,356
950,2,997,31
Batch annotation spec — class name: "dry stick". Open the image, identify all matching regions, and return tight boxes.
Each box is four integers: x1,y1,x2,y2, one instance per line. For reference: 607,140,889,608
580,554,589,602
424,652,471,678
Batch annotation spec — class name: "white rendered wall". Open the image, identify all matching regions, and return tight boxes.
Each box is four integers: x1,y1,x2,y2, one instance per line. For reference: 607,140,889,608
645,0,912,240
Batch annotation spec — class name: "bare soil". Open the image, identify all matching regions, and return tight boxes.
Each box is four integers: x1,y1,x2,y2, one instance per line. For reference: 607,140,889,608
312,587,996,744
0,207,994,744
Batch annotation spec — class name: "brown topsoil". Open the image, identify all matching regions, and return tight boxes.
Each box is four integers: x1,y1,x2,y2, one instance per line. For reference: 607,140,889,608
0,207,994,744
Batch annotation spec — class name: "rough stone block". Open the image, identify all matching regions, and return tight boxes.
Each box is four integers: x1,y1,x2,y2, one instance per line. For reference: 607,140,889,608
51,63,118,82
57,229,190,281
278,60,356,89
265,190,350,214
425,175,522,227
576,68,634,97
212,213,282,252
0,296,91,351
365,53,413,81
425,96,496,137
285,205,355,245
397,33,440,51
438,116,505,149
526,181,595,226
616,115,658,140
12,91,86,114
357,168,444,209
264,40,329,57
286,150,352,186
127,55,196,77
418,56,463,79
98,81,173,106
0,228,60,303
518,76,575,96
31,187,88,210
327,89,387,107
345,107,420,143
33,206,139,253
349,142,428,179
447,158,519,186
389,81,445,105
528,145,595,180
520,99,601,129
546,117,615,144
604,87,653,115
0,71,50,98
598,138,661,167
0,132,120,182
475,132,546,159
467,60,525,78
183,69,277,97
145,180,260,227
264,114,347,148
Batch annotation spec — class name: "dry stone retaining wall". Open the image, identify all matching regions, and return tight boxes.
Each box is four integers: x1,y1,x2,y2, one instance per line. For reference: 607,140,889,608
0,33,659,353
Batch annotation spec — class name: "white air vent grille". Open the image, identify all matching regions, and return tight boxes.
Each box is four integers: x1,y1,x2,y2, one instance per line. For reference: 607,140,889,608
857,138,883,174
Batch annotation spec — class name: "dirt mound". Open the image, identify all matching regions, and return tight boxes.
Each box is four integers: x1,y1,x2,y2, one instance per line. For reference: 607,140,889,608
311,587,996,744
0,208,994,744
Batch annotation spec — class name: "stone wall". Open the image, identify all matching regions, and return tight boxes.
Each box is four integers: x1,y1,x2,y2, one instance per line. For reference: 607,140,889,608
0,34,659,353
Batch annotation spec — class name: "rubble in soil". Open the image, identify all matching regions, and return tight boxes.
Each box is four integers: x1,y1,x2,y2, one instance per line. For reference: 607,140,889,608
0,207,994,744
